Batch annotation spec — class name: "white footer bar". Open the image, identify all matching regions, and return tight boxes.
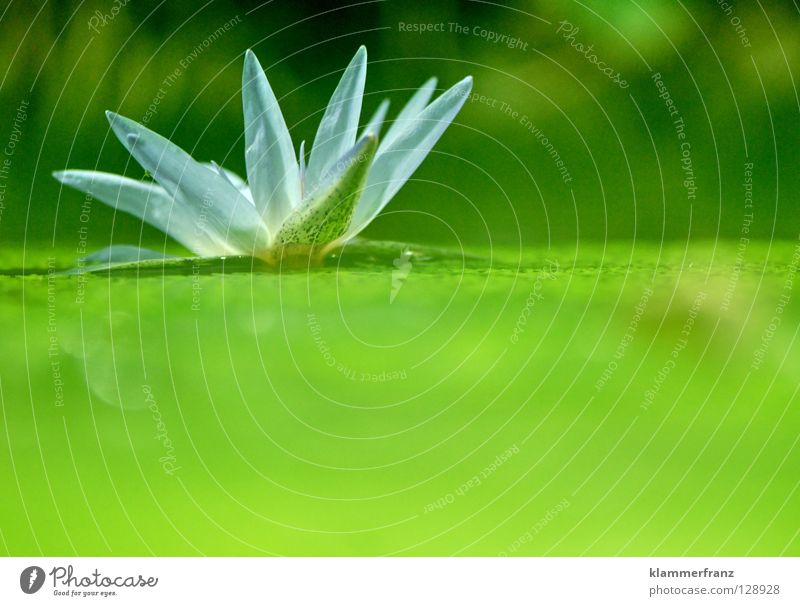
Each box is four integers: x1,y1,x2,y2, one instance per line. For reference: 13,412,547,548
1,557,797,605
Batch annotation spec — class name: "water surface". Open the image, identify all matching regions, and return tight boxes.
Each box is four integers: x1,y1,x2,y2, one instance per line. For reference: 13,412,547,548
2,241,798,555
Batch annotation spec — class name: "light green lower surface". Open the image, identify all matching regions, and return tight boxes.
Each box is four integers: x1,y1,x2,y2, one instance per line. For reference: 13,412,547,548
1,241,799,556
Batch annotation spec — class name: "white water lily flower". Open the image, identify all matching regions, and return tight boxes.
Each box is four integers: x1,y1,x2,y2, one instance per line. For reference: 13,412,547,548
54,46,472,264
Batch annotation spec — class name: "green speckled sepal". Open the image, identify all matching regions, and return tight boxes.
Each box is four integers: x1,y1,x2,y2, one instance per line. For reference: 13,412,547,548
275,134,378,246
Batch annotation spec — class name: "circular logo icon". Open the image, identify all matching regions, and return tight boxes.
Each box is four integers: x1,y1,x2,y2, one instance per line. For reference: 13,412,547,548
19,566,45,594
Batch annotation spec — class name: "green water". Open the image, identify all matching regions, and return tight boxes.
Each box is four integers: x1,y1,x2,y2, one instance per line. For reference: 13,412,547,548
1,241,798,555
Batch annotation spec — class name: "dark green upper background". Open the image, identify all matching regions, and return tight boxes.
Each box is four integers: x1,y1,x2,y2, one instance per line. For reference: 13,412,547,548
0,0,797,254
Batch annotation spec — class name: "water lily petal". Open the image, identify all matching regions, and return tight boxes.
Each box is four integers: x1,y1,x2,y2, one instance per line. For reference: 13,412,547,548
53,169,220,255
106,111,270,255
276,133,377,246
207,162,253,204
82,245,177,265
305,46,367,190
359,98,390,140
379,77,437,151
298,139,306,192
348,76,472,237
242,49,300,229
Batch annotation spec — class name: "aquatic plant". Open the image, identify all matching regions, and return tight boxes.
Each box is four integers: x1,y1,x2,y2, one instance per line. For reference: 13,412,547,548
54,47,472,264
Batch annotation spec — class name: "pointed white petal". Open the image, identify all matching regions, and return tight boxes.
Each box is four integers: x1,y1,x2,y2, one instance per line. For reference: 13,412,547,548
298,140,306,182
305,46,367,190
206,161,253,204
82,245,177,265
53,169,220,255
348,76,472,237
379,78,436,151
106,111,270,255
359,98,389,140
276,134,377,246
242,49,300,228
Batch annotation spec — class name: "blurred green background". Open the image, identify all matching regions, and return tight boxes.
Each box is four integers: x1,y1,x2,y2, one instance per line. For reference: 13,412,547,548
0,0,798,255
